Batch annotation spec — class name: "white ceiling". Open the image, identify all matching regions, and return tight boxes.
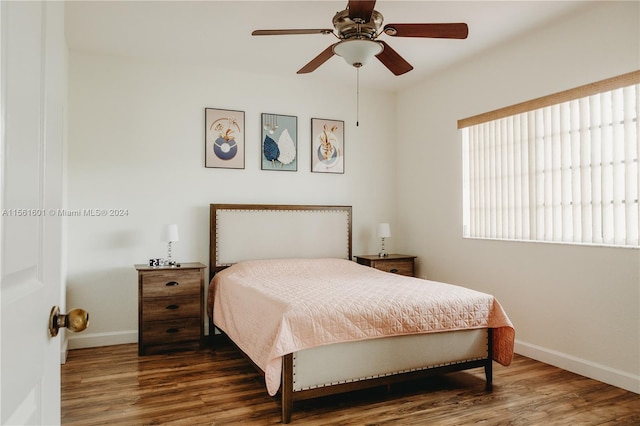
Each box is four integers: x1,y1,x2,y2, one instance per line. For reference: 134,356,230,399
65,0,593,93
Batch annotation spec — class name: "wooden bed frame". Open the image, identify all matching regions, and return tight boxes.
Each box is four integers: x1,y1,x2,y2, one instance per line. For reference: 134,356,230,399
208,203,493,423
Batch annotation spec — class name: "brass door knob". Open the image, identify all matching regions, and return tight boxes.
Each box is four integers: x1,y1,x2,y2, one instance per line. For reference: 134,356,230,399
49,305,89,337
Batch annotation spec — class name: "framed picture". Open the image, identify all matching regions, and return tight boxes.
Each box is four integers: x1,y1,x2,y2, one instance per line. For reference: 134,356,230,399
311,118,344,174
261,113,297,171
205,108,245,169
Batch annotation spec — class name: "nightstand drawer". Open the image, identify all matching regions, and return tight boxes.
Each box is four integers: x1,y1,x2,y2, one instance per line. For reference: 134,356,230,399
142,317,201,345
142,296,200,322
141,269,200,298
372,260,414,276
356,255,417,277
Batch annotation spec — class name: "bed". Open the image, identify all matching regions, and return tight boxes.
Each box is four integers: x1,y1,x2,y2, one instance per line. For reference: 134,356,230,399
207,203,515,423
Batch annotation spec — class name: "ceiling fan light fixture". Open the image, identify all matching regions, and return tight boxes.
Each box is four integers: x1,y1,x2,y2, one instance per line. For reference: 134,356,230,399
333,39,383,68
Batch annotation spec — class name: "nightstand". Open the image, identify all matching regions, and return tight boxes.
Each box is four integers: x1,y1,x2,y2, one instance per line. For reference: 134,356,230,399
135,262,206,355
355,254,417,277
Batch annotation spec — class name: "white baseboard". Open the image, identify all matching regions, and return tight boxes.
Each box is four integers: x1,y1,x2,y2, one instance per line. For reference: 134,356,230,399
515,339,639,394
66,327,213,350
67,330,138,350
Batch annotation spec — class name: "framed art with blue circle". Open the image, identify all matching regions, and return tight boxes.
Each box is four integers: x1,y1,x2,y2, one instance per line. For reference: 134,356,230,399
205,108,245,169
311,118,344,174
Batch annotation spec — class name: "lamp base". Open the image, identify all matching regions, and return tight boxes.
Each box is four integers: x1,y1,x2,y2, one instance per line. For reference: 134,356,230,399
378,236,388,257
166,241,177,267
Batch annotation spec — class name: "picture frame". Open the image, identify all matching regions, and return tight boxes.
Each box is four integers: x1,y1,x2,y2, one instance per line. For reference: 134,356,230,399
261,113,298,171
311,118,344,174
205,108,245,169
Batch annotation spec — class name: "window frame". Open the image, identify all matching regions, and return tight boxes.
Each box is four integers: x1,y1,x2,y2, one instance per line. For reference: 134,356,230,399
458,71,640,249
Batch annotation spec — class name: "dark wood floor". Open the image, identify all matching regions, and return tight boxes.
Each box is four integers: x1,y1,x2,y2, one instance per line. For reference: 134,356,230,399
61,339,640,425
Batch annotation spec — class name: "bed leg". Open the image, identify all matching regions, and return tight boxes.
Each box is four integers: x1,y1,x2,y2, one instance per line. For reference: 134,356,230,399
484,361,493,390
282,354,293,424
485,328,493,390
208,317,215,347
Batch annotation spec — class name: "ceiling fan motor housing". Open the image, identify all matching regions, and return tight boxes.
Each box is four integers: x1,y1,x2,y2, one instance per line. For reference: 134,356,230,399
332,9,383,40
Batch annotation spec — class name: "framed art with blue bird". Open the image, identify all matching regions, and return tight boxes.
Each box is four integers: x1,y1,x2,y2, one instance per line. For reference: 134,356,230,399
261,113,297,171
205,108,245,169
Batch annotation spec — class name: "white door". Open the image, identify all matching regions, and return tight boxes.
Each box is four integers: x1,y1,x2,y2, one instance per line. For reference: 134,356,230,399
1,1,66,424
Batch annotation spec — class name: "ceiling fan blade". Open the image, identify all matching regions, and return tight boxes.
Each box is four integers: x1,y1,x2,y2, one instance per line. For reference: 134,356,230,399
297,43,338,74
383,23,469,39
376,41,413,76
252,29,333,36
348,0,376,22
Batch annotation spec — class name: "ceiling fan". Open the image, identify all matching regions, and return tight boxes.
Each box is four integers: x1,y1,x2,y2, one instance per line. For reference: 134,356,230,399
251,0,468,76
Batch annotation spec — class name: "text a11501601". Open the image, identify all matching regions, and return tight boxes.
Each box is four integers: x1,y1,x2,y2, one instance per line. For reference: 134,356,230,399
1,208,129,217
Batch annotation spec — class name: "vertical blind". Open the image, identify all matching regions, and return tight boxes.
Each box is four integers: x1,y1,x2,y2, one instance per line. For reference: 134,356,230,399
459,72,639,247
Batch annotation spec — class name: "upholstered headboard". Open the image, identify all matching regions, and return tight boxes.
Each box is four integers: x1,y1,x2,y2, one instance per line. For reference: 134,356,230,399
209,204,352,277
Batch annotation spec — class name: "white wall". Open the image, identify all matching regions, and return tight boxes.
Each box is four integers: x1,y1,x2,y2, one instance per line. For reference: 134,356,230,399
396,1,639,392
66,52,398,347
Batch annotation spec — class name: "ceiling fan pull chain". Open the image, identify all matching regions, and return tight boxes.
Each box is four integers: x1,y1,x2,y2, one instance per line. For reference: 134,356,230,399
356,67,360,127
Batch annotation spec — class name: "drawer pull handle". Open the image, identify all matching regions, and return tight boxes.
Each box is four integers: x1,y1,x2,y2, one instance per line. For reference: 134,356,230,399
166,328,180,333
390,268,399,273
165,281,179,287
166,304,179,310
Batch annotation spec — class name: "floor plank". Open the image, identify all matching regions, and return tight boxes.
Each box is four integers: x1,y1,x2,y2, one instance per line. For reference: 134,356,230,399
61,340,640,425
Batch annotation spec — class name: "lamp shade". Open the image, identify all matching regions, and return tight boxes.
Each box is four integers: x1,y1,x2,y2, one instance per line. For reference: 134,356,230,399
163,224,179,242
333,39,383,67
377,223,391,238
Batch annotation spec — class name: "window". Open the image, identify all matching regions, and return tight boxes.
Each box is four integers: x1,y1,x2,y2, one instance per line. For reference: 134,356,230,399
459,71,640,248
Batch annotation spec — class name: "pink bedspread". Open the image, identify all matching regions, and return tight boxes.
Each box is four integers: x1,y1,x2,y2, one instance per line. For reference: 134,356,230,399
209,258,515,396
